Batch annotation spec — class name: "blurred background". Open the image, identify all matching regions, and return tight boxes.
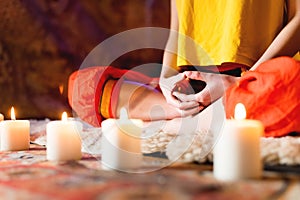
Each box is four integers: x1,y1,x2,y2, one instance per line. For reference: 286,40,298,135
0,0,170,119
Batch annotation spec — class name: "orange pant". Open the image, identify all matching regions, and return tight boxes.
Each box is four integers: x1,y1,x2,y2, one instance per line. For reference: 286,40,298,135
224,57,300,137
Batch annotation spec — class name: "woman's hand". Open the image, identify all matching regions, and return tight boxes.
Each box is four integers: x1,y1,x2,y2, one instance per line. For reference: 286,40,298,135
173,71,239,107
159,73,202,116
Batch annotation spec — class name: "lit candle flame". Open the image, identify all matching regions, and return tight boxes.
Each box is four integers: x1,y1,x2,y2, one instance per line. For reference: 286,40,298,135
61,112,68,121
11,107,16,120
234,103,246,120
59,84,64,95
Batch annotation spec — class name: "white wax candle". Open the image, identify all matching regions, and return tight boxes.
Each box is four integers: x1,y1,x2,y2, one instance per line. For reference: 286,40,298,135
213,103,264,181
101,108,143,171
46,112,82,161
0,107,30,151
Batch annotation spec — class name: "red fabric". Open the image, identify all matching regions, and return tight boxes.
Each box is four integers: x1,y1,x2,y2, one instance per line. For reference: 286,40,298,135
224,57,300,137
108,80,118,118
68,66,154,127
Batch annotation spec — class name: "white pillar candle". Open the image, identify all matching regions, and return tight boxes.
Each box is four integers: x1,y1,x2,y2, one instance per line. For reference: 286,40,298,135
0,107,30,151
46,112,82,161
101,108,143,171
213,103,264,181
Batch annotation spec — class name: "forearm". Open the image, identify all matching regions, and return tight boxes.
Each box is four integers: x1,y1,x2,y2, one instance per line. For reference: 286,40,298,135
161,0,179,78
252,0,300,70
161,43,179,78
116,81,181,120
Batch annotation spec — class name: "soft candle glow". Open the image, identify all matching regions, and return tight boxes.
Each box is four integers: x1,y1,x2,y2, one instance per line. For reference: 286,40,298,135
0,106,30,151
234,103,246,120
11,107,16,120
46,112,82,161
62,112,68,121
214,103,263,181
101,107,143,171
59,84,64,95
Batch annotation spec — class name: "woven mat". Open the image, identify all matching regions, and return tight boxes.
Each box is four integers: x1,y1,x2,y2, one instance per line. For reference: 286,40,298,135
30,119,300,166
148,129,300,166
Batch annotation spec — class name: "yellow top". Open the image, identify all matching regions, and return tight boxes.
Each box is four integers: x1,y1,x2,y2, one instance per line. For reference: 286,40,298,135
294,51,300,60
175,0,285,67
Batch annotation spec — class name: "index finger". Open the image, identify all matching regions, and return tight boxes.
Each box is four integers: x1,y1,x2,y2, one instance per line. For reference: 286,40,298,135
172,91,197,102
183,71,204,81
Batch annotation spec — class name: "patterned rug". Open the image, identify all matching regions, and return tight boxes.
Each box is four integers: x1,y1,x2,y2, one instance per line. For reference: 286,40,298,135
1,143,299,199
0,119,288,198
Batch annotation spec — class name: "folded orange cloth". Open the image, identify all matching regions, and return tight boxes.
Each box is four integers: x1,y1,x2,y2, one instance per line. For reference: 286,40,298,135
224,57,300,137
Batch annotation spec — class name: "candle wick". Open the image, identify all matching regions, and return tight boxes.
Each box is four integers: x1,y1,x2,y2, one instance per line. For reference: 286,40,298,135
119,107,128,120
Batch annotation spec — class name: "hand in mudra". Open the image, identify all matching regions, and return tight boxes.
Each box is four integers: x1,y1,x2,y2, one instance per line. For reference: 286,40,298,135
159,73,202,116
172,71,239,107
